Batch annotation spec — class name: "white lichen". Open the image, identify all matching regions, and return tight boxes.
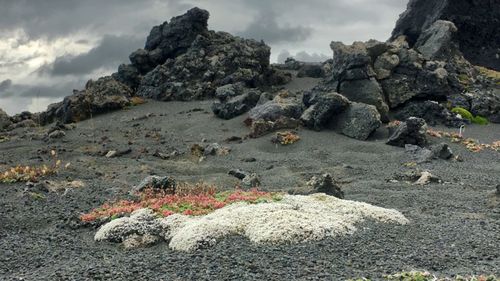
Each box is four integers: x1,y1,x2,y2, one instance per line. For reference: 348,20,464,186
95,194,409,252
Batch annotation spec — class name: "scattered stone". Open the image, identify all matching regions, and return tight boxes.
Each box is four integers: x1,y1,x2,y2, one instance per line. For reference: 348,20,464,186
248,117,301,138
132,176,176,194
290,174,344,199
387,117,428,147
241,157,256,163
228,169,250,180
334,103,381,141
203,143,230,156
405,143,453,163
415,171,441,185
105,148,132,158
241,173,261,188
48,130,66,139
105,150,117,158
225,136,242,143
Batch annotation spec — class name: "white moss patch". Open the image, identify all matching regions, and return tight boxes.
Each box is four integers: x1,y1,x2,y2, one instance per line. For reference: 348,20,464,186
95,194,409,252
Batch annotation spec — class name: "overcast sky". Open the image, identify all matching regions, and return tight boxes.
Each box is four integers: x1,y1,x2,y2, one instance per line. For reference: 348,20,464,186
0,0,408,115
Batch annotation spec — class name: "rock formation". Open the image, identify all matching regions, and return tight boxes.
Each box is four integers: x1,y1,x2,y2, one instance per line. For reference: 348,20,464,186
391,0,500,71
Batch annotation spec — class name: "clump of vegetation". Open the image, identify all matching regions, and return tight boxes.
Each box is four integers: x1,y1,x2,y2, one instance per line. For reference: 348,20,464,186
80,184,283,222
348,271,498,281
427,129,499,152
272,131,301,145
129,96,146,106
451,107,489,125
0,150,69,183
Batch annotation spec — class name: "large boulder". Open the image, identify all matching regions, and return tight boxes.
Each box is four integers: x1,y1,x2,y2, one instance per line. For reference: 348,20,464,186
327,41,390,120
136,30,271,101
0,108,12,131
247,93,303,123
391,0,500,71
414,20,459,60
43,76,133,124
300,92,350,131
386,117,428,147
212,84,261,120
334,102,382,141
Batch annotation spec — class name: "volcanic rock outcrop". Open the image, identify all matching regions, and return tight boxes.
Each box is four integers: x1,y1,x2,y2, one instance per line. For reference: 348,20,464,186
32,7,285,125
391,0,500,71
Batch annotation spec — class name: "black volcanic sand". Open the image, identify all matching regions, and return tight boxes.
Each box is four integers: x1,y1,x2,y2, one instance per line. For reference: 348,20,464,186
1,96,499,280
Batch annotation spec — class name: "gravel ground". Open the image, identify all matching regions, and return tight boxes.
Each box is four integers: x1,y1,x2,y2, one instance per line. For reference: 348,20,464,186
1,98,499,280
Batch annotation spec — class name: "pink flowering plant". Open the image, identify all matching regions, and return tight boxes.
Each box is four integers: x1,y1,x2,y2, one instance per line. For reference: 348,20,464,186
81,185,283,222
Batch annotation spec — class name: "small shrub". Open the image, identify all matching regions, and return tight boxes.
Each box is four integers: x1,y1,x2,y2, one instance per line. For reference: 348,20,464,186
0,150,68,183
272,131,300,145
80,185,284,222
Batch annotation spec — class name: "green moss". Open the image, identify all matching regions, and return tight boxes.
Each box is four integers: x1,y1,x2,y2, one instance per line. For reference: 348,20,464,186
472,115,489,125
451,107,473,121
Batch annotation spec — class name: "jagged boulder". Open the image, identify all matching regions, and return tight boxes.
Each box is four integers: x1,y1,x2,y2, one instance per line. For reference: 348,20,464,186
414,20,459,60
334,102,381,141
300,92,350,131
0,108,12,131
391,0,500,71
327,41,390,120
247,93,303,123
41,76,133,124
212,84,261,120
387,117,428,147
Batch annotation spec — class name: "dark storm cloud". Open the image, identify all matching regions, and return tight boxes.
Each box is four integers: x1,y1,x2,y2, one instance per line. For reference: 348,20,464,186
0,79,86,99
0,79,12,92
45,35,143,76
237,10,312,44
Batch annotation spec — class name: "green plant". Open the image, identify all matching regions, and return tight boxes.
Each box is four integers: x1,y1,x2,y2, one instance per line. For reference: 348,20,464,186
471,115,489,125
81,186,284,222
451,107,474,121
451,107,489,125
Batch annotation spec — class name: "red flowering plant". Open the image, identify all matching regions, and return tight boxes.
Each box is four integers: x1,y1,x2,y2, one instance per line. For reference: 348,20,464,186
80,183,283,223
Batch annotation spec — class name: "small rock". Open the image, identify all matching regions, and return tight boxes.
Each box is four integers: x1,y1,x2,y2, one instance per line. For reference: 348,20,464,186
48,130,66,139
415,171,441,185
290,173,344,199
229,169,250,180
387,117,428,147
203,143,230,156
105,150,117,158
132,175,176,194
241,157,256,162
241,173,261,188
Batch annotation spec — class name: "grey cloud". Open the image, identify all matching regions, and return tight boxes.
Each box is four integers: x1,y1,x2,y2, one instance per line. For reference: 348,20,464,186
0,79,86,99
237,10,312,44
0,79,12,92
44,35,143,76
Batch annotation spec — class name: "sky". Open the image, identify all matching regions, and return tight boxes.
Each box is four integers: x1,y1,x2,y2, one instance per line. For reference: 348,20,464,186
0,0,409,115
